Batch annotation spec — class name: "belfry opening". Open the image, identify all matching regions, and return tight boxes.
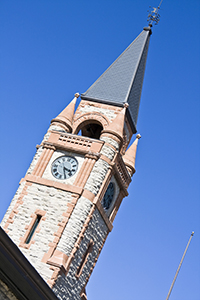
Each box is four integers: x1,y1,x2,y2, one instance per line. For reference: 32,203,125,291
78,122,103,139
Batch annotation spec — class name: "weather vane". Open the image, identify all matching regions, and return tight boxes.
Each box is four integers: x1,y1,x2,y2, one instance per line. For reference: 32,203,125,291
147,0,163,26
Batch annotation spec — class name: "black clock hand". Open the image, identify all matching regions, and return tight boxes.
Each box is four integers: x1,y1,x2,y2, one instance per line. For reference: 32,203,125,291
63,166,72,177
62,165,67,179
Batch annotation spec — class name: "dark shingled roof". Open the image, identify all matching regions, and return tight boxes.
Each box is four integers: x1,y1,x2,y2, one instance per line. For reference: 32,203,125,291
81,27,151,133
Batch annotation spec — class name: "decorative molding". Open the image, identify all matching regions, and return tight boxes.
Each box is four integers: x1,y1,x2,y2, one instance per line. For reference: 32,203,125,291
32,148,54,177
3,182,32,234
72,112,109,134
47,250,69,271
43,131,104,155
74,157,97,188
21,175,83,195
114,153,131,192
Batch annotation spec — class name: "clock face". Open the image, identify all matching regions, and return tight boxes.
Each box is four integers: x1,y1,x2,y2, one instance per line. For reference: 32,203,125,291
102,182,115,210
51,156,78,180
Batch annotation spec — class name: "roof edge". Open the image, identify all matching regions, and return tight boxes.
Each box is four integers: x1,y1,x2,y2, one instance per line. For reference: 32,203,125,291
0,227,58,300
124,29,151,104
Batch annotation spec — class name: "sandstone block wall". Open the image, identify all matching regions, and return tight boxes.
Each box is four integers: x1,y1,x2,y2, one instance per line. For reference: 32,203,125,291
57,197,93,256
53,208,108,300
1,182,73,282
79,104,117,122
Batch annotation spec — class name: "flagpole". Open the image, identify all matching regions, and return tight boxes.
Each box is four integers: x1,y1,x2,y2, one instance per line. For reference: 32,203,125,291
165,231,194,300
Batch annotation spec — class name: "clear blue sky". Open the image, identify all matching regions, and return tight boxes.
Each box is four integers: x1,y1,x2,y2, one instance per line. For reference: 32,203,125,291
0,1,199,299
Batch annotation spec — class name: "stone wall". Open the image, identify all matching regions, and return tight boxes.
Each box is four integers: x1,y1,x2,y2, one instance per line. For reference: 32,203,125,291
53,208,108,300
1,181,26,228
57,197,93,256
26,146,44,176
1,182,73,283
78,104,117,122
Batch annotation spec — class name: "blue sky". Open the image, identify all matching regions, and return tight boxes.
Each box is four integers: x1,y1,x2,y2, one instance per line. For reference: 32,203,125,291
0,1,200,299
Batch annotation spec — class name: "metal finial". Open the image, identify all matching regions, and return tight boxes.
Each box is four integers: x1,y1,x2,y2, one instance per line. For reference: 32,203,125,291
147,0,163,26
74,92,80,98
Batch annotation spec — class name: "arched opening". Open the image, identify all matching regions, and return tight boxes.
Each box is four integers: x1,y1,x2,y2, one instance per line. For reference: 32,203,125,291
77,122,103,139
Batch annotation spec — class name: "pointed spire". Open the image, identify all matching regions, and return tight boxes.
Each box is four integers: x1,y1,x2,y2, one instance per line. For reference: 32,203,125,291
101,104,128,147
123,134,141,176
51,93,79,132
81,27,151,133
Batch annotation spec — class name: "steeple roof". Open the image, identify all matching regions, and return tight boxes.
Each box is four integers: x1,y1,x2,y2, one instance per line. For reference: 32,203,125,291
81,27,151,133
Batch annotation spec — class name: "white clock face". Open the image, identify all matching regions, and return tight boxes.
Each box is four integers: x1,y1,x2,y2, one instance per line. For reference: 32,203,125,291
51,156,78,180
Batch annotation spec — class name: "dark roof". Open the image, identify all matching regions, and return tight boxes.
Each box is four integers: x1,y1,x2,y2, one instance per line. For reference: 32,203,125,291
0,227,58,300
81,27,151,133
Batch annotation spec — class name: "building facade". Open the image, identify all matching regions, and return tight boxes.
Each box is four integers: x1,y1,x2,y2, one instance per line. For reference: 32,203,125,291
1,26,152,300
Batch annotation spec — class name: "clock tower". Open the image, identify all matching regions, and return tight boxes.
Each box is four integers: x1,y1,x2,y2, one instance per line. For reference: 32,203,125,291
1,26,152,300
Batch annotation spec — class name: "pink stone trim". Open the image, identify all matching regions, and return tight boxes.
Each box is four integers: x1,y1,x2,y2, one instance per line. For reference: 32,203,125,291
3,183,31,233
32,147,54,177
75,240,94,278
72,112,109,135
43,194,79,264
19,209,46,249
22,175,83,195
45,131,104,155
47,250,69,270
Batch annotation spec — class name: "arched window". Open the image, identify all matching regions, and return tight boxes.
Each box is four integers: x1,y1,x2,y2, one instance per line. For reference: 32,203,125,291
78,122,103,139
73,113,109,139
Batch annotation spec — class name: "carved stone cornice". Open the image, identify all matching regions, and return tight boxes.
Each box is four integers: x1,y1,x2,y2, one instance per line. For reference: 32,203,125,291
41,131,104,155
